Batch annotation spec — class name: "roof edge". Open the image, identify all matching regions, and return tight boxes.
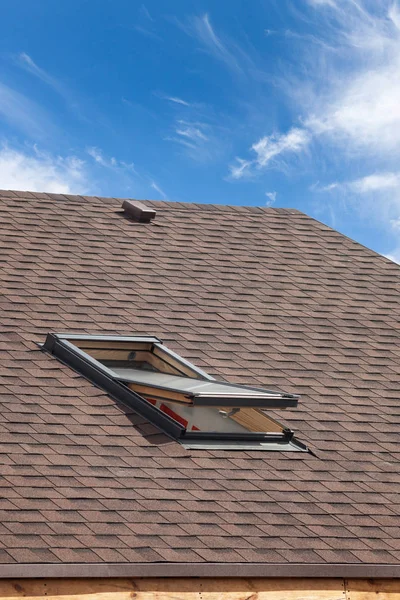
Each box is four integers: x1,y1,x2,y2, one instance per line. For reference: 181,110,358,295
0,563,398,579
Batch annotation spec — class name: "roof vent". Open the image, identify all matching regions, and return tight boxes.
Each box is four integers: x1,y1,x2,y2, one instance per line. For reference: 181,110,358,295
122,200,156,223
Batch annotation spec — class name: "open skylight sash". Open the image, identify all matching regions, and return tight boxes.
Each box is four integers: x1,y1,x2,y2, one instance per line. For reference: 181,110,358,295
42,333,308,452
113,367,299,409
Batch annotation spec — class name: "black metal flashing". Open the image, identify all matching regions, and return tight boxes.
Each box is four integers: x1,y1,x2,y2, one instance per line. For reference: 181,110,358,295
0,562,398,579
191,394,299,409
42,333,185,440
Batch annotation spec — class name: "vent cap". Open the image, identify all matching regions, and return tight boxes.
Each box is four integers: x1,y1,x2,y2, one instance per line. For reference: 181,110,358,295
122,200,156,223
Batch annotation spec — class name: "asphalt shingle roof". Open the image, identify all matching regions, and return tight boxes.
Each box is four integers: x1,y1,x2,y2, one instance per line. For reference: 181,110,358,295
0,189,399,569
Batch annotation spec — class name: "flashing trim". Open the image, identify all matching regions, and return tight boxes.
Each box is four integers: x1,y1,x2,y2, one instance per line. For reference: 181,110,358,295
0,562,398,579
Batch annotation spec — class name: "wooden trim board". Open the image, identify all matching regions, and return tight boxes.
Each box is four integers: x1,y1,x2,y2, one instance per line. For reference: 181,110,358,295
345,578,400,600
0,578,399,599
0,577,348,600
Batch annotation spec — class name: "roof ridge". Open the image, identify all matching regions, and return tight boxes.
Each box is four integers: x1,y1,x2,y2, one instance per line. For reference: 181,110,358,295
0,189,302,214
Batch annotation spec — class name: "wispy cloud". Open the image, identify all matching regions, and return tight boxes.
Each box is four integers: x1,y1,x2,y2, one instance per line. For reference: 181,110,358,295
86,146,136,172
311,181,340,192
165,118,222,162
132,25,162,41
390,216,400,230
224,0,400,262
150,181,167,199
252,128,310,167
301,1,400,257
164,96,191,106
176,121,208,141
17,53,61,91
349,172,400,194
294,0,400,162
0,81,56,139
315,169,400,260
86,146,116,168
229,158,253,179
189,13,243,74
178,12,257,77
130,4,161,41
154,91,192,107
307,0,337,7
385,250,400,264
314,171,400,196
140,4,153,21
235,1,400,162
14,52,92,123
0,144,88,194
229,127,310,178
265,191,277,206
230,2,400,188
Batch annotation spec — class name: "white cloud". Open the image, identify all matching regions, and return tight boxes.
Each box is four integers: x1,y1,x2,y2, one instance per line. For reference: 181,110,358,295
140,5,153,21
389,2,400,30
390,217,400,230
230,2,400,184
179,12,259,78
293,0,400,163
311,181,339,192
150,181,167,199
0,81,55,139
0,145,88,193
230,127,310,177
165,96,191,106
189,13,243,74
316,171,400,196
307,0,337,7
86,146,113,167
17,53,60,91
349,172,400,193
176,121,208,141
165,136,197,151
385,250,400,264
224,1,400,262
229,158,253,179
299,2,400,261
265,191,277,206
15,52,91,122
306,62,400,156
252,128,310,167
315,171,400,198
86,146,136,172
166,119,222,162
316,169,400,260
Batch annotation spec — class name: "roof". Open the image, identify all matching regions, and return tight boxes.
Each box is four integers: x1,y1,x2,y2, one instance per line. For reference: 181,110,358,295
0,188,399,578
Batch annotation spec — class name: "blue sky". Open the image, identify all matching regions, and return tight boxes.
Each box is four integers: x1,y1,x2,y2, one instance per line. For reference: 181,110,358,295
1,0,400,261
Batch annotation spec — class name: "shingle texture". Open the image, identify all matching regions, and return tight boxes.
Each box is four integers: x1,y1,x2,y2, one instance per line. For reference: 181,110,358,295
0,189,399,566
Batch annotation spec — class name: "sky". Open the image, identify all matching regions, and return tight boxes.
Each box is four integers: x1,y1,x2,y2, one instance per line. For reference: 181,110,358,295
1,0,400,262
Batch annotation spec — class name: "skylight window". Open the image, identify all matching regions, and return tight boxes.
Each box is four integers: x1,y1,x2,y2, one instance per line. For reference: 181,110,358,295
42,334,307,452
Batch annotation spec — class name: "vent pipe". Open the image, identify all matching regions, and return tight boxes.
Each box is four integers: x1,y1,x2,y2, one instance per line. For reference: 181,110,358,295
122,200,156,223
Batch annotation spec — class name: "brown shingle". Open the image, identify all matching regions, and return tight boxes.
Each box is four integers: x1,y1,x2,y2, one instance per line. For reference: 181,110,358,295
0,190,399,567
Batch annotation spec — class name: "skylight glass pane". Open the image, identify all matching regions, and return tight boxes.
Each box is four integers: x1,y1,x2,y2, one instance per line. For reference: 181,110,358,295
137,398,284,435
110,367,293,406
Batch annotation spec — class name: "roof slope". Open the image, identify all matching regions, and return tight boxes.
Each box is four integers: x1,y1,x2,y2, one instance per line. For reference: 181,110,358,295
0,189,399,572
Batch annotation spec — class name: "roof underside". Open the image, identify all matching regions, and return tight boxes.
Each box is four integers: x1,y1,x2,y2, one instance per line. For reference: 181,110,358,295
0,189,399,574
